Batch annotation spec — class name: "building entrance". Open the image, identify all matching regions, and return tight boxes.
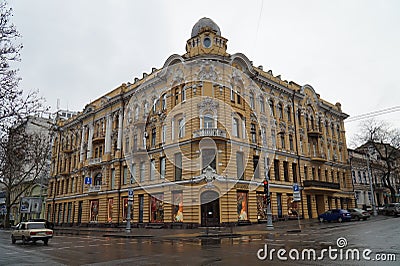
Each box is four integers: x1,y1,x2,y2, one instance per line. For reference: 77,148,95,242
200,191,220,227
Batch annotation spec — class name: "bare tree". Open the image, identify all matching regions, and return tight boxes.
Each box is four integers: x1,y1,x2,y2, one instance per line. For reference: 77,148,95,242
355,119,400,203
0,1,49,227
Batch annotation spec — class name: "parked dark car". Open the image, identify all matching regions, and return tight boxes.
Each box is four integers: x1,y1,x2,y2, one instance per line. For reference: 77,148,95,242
347,208,370,221
318,209,352,223
28,219,54,229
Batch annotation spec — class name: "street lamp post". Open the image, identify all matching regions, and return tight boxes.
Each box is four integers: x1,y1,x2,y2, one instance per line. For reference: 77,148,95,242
366,152,378,216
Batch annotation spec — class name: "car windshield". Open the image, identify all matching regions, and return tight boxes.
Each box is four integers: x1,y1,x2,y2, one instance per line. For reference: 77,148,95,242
340,210,349,213
27,223,46,229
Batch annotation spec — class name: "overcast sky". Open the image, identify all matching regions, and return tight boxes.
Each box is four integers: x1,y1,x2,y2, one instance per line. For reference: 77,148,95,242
10,0,400,146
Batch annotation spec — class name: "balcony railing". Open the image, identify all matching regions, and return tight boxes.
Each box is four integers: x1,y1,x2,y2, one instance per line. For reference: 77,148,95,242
303,180,340,190
193,128,226,138
88,157,102,165
88,185,101,193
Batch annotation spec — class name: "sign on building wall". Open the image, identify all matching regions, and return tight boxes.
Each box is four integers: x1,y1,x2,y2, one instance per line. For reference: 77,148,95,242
19,197,43,214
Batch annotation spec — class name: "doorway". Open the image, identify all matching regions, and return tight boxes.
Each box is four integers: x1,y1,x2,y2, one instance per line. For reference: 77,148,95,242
201,191,220,227
315,195,325,215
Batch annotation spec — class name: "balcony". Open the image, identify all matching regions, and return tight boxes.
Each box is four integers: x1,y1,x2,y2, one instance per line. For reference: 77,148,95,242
310,153,327,163
193,128,226,138
373,183,387,190
88,157,102,166
303,180,340,190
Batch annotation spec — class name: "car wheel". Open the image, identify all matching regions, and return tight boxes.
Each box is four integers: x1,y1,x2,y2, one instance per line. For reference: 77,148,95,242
355,216,360,221
338,217,343,223
11,235,16,244
319,217,324,223
43,239,48,246
22,236,26,245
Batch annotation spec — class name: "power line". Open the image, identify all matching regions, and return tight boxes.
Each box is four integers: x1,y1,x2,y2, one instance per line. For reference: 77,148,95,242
345,106,400,123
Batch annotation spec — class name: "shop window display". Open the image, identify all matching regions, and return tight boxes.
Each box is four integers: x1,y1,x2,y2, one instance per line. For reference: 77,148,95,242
172,192,183,222
237,191,248,221
150,194,164,223
90,200,99,222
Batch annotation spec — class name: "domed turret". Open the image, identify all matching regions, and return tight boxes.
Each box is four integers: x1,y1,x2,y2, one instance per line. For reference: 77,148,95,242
191,17,221,38
185,18,228,58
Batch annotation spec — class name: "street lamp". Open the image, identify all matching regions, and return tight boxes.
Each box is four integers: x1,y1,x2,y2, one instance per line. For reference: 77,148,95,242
366,150,378,216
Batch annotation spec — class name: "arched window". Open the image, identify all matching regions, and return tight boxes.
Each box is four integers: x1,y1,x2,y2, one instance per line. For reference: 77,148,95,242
259,96,265,113
249,91,255,109
278,103,283,119
269,100,275,117
94,173,102,186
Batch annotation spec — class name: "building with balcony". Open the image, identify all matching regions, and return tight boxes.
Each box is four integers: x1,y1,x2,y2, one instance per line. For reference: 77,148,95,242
47,18,354,228
349,145,400,209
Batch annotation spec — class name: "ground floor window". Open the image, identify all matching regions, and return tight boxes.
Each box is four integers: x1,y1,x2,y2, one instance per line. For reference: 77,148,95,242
90,200,99,222
237,191,248,221
256,193,267,220
107,198,113,223
287,195,298,216
150,194,164,223
172,192,183,222
67,202,72,223
123,198,133,221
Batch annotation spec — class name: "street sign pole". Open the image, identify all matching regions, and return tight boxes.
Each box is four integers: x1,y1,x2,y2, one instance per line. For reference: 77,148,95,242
293,183,301,232
126,189,134,233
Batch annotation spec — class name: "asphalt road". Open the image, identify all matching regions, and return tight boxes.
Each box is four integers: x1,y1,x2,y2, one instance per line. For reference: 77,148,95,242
0,216,398,265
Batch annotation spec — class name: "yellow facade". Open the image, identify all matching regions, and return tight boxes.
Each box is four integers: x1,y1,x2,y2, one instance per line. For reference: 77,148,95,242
47,18,354,228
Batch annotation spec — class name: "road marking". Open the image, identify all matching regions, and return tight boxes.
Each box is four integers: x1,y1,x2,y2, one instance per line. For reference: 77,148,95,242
303,240,316,243
89,244,99,247
5,252,18,255
102,243,112,246
57,246,70,249
42,248,54,251
75,245,85,248
288,240,299,242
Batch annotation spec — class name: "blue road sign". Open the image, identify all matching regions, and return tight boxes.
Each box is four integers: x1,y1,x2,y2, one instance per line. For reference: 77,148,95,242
293,183,299,192
85,177,92,185
128,189,134,199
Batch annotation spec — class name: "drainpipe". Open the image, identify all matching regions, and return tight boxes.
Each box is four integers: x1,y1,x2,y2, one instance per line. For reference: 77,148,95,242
292,91,305,218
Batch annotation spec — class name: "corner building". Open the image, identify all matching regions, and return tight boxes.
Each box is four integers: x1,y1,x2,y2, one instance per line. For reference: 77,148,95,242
47,18,354,228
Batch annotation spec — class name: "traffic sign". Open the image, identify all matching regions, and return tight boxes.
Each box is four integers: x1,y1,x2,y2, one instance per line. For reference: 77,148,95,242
128,189,134,199
85,177,92,185
293,183,299,192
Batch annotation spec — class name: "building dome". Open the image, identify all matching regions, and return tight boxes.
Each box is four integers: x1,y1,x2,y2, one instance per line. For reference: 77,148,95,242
191,17,221,38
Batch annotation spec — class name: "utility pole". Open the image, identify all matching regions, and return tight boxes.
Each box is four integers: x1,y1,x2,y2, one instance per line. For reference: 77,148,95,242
366,151,378,216
265,163,274,230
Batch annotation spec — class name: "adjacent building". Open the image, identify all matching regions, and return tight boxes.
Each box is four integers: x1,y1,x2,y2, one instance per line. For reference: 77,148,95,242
47,18,354,228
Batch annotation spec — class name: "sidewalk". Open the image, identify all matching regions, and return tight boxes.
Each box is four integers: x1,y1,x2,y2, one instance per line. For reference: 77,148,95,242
53,218,319,239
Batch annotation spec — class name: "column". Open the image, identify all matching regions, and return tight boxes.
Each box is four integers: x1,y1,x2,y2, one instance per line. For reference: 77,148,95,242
80,126,86,161
105,113,112,153
87,122,93,159
117,109,123,150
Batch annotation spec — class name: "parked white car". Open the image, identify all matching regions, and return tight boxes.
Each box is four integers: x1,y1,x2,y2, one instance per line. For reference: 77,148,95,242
11,222,53,245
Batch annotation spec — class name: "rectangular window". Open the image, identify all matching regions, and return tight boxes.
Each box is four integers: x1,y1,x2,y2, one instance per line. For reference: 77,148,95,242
265,156,270,180
175,88,179,105
123,198,133,221
283,161,289,182
253,155,260,179
237,191,248,221
233,118,239,138
67,202,72,223
150,194,164,223
230,88,235,102
292,163,297,183
175,153,182,181
111,168,115,189
140,162,145,182
162,94,167,110
161,125,166,143
271,130,276,148
237,152,244,180
107,198,113,223
274,159,280,181
304,166,308,180
123,165,128,185
289,135,294,151
160,157,166,179
151,128,156,147
280,134,285,149
325,169,329,182
181,87,186,102
251,123,256,143
89,200,99,222
71,178,75,193
150,159,155,180
172,192,183,222
202,149,217,170
130,164,136,184
178,118,185,138
312,167,316,180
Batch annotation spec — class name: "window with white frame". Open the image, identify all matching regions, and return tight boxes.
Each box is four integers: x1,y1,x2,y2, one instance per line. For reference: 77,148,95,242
204,113,214,128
